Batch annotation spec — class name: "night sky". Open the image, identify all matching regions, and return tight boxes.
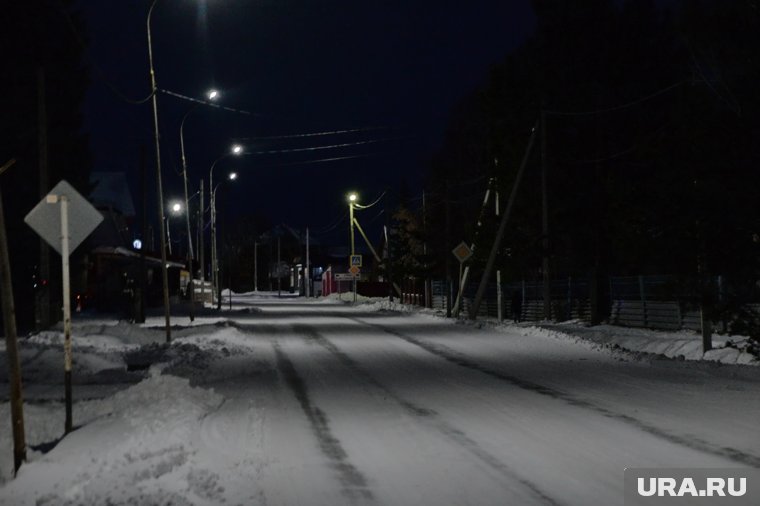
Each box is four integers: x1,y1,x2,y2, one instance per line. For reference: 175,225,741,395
80,0,535,240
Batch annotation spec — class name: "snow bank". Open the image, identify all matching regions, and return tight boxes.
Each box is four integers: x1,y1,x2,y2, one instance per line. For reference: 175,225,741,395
358,299,759,366
0,373,221,499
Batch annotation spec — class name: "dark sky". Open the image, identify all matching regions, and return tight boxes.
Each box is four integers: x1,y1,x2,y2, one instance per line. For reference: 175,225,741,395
79,0,535,241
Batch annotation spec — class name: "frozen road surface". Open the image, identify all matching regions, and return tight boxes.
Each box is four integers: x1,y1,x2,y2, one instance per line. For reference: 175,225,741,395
1,295,758,505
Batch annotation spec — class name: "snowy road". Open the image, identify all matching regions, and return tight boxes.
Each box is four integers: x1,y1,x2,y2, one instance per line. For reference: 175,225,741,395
1,295,758,505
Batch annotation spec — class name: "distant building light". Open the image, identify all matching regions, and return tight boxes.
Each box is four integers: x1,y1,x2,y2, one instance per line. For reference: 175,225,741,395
133,239,142,250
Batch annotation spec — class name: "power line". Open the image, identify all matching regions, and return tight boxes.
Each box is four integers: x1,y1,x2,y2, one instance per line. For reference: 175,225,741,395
544,79,688,117
354,190,387,210
249,151,393,168
160,88,257,116
234,127,394,140
56,2,155,105
244,136,409,155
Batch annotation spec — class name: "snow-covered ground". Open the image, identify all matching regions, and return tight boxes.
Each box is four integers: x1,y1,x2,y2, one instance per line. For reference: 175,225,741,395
0,293,758,505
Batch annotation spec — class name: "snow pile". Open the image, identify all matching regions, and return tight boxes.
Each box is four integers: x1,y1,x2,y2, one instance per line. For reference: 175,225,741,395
529,323,759,365
0,374,222,505
358,299,759,366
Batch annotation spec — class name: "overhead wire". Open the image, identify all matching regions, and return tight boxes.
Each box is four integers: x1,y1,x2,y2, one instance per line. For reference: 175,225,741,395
353,190,387,210
544,79,688,117
248,151,393,169
57,2,155,105
244,136,409,156
234,127,395,140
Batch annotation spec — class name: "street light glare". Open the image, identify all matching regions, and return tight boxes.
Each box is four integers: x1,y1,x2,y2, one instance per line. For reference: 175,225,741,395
348,193,358,202
229,172,238,181
231,144,243,155
171,202,182,213
207,89,219,100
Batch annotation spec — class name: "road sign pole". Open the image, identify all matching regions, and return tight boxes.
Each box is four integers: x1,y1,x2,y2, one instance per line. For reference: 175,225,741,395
60,196,73,434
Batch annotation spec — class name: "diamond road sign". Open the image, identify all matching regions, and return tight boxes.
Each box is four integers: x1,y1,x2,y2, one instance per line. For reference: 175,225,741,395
348,265,361,275
24,180,103,256
452,241,473,263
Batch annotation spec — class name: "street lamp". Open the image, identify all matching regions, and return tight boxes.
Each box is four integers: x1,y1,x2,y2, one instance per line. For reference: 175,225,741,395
347,192,359,303
146,0,171,342
211,172,239,309
347,192,358,256
209,144,243,307
178,87,220,321
170,201,182,214
180,88,220,264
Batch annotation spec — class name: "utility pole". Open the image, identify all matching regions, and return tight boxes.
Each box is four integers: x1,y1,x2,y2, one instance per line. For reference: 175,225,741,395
36,67,51,331
445,180,452,317
349,196,356,303
495,170,503,322
354,215,401,297
470,121,538,319
137,147,147,324
0,159,26,474
147,2,171,343
453,179,494,316
541,109,551,321
422,190,430,308
277,235,281,298
199,179,205,307
305,228,310,298
254,240,258,292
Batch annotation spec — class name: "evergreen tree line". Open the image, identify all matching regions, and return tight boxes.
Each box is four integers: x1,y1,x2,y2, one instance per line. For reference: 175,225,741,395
389,1,760,334
1,1,91,331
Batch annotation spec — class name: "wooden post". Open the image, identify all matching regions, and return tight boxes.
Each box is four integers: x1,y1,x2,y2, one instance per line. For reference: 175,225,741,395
0,163,27,473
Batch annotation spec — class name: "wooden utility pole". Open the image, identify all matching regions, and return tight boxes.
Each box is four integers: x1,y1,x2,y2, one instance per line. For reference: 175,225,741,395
136,147,147,324
453,179,494,317
495,172,503,322
199,179,205,306
37,67,51,331
445,180,452,317
470,121,538,319
305,228,310,297
541,110,552,321
0,160,26,474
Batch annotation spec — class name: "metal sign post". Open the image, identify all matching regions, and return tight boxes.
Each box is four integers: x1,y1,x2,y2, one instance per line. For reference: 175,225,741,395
25,181,103,434
451,242,473,316
59,195,73,433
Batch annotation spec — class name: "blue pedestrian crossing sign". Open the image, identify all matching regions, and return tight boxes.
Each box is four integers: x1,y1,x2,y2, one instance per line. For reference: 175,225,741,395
350,254,362,267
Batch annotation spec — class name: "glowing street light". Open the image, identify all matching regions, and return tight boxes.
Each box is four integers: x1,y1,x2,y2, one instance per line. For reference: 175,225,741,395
347,192,358,255
207,89,219,100
170,201,182,214
209,144,244,309
228,172,238,181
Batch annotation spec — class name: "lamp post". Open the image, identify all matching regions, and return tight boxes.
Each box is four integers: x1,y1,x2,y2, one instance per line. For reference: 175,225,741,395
179,89,219,321
212,171,238,309
167,200,183,256
348,192,358,303
348,192,357,256
209,146,242,307
179,88,219,263
146,0,171,343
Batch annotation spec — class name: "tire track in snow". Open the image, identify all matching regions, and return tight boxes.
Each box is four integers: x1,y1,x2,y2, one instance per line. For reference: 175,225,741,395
292,323,564,506
350,317,760,468
271,340,375,505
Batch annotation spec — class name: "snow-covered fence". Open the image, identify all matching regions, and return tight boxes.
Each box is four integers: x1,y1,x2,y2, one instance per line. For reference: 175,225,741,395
609,276,702,331
431,278,590,322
